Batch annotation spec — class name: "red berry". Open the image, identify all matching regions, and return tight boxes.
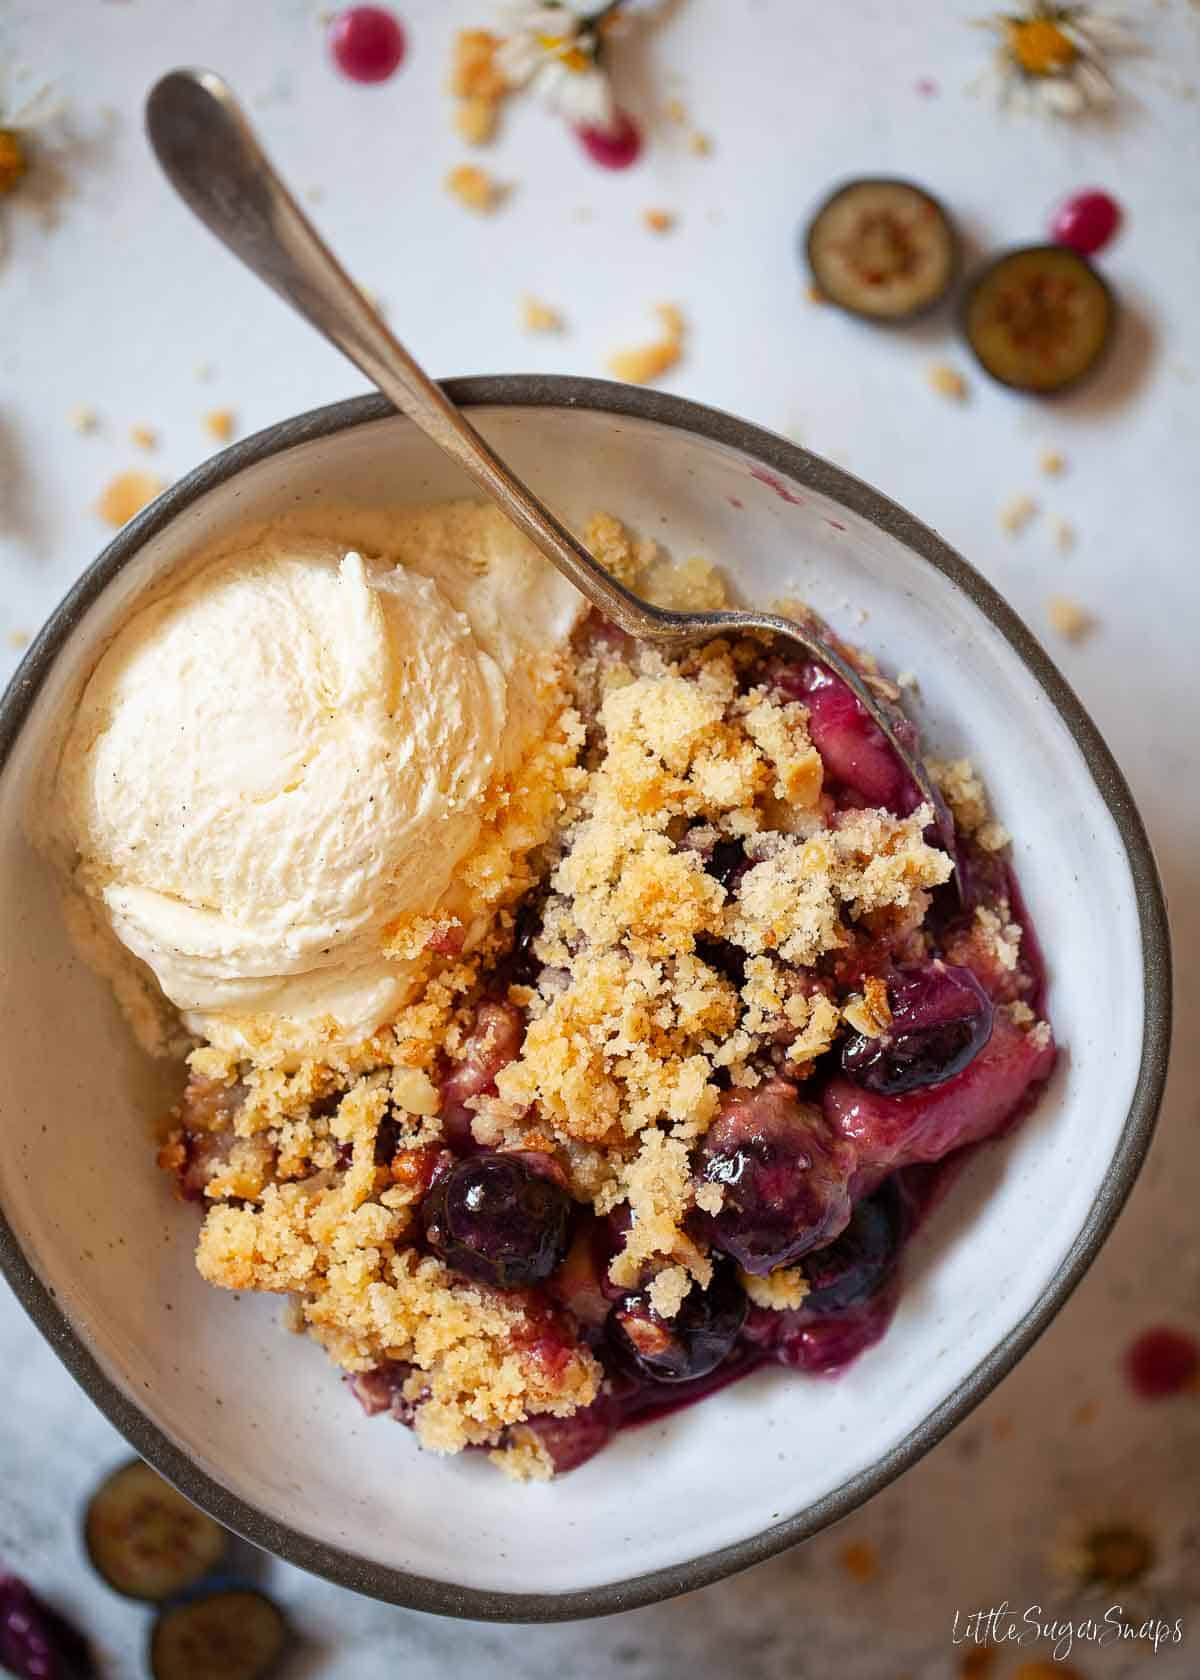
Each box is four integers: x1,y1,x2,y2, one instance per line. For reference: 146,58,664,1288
1124,1326,1199,1399
1052,190,1121,257
576,111,642,170
329,7,407,84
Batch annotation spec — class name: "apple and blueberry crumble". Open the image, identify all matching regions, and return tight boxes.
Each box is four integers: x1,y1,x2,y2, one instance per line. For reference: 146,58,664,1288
51,504,1055,1480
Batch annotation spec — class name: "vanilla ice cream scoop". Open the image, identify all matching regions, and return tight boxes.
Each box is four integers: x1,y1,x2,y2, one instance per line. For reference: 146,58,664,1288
54,508,581,1054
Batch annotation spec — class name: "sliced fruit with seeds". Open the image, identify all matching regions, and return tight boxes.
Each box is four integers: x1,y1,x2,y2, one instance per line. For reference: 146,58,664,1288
84,1460,226,1602
962,245,1115,393
148,1588,287,1680
805,178,959,321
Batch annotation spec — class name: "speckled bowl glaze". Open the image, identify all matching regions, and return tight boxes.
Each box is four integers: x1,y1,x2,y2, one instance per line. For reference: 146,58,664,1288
0,379,1170,1620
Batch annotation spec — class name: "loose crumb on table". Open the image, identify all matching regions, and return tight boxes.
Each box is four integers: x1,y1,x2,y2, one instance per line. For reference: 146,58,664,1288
1045,594,1095,641
203,409,236,442
999,493,1038,535
96,469,166,527
607,304,685,386
445,163,505,214
928,363,968,401
520,296,563,334
450,30,507,146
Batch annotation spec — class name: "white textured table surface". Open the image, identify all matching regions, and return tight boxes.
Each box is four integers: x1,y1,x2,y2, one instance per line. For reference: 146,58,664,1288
2,1,1199,1676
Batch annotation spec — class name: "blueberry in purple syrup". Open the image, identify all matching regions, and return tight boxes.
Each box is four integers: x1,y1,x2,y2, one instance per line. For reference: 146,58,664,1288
691,1079,855,1275
608,1257,747,1383
841,963,993,1096
0,1575,94,1680
421,1151,571,1289
504,886,549,988
705,837,748,889
802,1182,904,1314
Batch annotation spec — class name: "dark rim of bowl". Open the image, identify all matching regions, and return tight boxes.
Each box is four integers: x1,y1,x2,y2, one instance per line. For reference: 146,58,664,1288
0,377,1172,1623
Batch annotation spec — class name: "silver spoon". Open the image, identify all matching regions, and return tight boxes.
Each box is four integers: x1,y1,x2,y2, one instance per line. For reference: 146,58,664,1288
144,69,956,870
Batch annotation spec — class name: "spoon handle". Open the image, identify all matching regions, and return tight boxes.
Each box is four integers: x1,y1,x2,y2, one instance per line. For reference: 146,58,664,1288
145,68,665,639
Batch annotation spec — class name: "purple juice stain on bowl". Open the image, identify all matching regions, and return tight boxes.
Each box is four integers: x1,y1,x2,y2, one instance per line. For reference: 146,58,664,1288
749,467,805,506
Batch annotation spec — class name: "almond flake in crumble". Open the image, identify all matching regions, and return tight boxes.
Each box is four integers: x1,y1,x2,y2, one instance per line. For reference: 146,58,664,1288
843,976,893,1038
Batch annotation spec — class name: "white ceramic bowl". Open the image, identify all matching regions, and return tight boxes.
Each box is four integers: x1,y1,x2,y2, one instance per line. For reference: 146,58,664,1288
0,381,1170,1619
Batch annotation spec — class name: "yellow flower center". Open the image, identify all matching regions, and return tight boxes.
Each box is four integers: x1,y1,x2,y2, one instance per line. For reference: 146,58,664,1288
537,33,592,73
0,129,28,195
1007,18,1078,76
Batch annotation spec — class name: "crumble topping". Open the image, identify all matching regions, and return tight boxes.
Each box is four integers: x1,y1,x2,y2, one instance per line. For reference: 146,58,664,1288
489,1428,556,1482
134,508,1054,1472
741,1266,810,1310
930,757,1011,852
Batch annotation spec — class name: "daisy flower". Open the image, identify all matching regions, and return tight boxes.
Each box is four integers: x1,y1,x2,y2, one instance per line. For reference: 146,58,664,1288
496,2,630,131
979,5,1140,117
0,78,60,196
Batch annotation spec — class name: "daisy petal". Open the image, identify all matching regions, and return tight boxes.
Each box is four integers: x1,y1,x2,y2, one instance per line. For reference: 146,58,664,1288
1074,59,1116,105
1072,17,1140,54
1041,76,1087,115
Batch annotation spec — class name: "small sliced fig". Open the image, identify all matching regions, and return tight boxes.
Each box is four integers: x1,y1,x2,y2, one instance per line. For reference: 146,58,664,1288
84,1460,226,1602
148,1588,288,1680
962,245,1115,393
805,177,959,321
